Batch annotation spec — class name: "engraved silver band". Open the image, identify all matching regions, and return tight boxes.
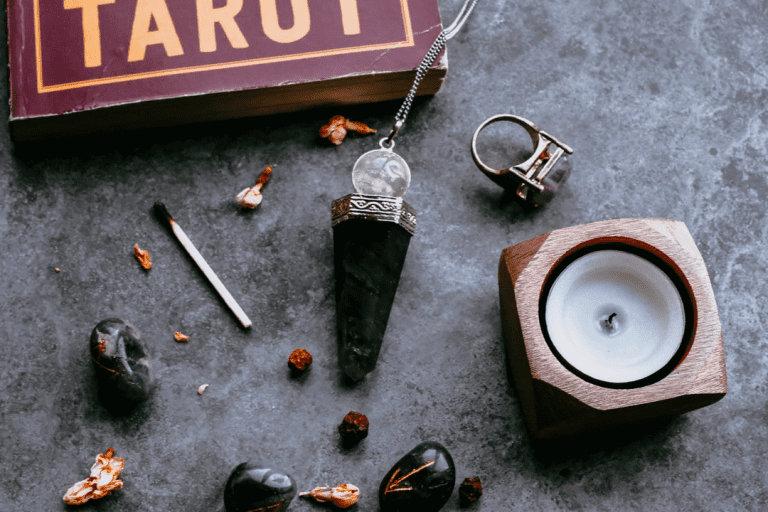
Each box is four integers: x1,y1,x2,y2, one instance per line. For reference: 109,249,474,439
331,193,417,236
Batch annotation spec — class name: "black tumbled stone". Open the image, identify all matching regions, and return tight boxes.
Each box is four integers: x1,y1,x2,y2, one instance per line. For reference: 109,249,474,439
333,219,412,381
224,462,296,512
89,318,154,404
379,441,456,512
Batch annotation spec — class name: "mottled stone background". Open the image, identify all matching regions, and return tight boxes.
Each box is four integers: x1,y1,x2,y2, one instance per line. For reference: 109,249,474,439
1,0,766,510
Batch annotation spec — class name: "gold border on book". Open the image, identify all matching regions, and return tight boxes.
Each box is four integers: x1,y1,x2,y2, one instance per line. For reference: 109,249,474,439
34,0,415,93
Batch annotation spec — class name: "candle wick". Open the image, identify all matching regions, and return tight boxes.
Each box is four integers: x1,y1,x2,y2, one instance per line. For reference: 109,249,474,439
603,312,619,332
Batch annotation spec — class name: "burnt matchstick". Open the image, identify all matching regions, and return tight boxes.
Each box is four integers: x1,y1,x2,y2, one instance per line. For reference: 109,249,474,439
154,202,252,329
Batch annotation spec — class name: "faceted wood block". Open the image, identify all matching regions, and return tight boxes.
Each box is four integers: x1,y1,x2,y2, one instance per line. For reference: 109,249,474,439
498,218,727,438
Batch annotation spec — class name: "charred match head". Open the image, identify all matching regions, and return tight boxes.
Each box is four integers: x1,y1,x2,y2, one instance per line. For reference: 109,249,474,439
153,202,175,228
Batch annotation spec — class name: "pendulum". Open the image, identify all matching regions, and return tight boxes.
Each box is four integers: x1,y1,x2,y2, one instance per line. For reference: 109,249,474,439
331,0,480,381
332,144,416,381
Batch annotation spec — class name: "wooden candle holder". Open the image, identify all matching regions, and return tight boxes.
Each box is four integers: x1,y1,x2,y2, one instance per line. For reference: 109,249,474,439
499,219,727,438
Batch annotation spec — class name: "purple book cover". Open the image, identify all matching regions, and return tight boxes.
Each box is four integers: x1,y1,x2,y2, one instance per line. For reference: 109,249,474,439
8,0,443,130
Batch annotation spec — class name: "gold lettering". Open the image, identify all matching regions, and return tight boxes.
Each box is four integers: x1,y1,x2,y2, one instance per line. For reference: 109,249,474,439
196,0,249,53
259,0,310,44
384,461,436,494
339,0,360,35
127,0,184,62
63,0,116,68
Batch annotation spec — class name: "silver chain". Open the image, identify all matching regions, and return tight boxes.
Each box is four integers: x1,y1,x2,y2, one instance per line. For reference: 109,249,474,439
384,0,480,146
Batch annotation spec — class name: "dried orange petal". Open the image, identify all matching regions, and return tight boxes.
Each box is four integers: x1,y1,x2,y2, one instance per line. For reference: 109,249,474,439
344,120,377,135
288,348,313,373
133,244,152,270
236,164,274,209
300,484,360,509
236,187,263,209
319,115,346,138
320,116,375,145
328,126,347,145
174,331,190,342
256,165,273,188
63,448,124,505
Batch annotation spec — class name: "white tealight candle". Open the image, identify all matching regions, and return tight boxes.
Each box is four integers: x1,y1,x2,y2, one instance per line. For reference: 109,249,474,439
544,249,686,384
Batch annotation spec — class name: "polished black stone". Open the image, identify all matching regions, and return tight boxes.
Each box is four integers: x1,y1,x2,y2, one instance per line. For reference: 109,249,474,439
379,441,456,512
224,462,296,512
333,218,412,381
89,318,154,404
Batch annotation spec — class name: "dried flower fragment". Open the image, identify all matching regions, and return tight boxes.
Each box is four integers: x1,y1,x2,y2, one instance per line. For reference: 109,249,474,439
288,348,313,374
133,244,152,270
198,383,209,395
338,411,369,445
320,115,376,145
174,331,190,342
459,477,483,505
235,187,262,208
63,448,124,505
255,164,273,187
300,483,360,509
236,165,273,209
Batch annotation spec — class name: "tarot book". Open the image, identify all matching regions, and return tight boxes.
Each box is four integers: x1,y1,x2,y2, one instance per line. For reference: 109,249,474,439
7,0,446,140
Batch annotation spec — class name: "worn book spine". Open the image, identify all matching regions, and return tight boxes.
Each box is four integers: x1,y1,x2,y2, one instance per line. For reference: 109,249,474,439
7,0,446,140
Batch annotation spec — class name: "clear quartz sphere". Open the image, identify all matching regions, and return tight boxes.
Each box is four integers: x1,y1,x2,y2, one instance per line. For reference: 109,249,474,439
352,149,411,197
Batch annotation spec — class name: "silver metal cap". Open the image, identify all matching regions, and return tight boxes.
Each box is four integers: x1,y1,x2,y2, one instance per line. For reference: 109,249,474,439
331,193,417,235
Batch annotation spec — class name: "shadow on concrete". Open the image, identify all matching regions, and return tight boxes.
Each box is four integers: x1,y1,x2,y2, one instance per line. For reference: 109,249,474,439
335,369,361,390
286,366,312,386
528,416,683,468
467,185,543,226
94,386,153,418
501,346,687,469
10,98,420,163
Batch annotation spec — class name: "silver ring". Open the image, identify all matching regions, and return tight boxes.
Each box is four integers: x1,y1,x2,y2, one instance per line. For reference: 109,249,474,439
470,114,574,205
470,114,541,177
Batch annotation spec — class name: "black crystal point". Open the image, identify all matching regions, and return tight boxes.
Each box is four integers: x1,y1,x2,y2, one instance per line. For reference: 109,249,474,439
90,318,154,404
379,441,456,512
224,462,296,512
333,217,412,381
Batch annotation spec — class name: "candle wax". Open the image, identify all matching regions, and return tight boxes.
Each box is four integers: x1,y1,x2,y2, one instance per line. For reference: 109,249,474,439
544,250,686,384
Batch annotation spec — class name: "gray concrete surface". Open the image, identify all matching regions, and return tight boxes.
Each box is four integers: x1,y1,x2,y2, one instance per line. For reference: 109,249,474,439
1,0,767,510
